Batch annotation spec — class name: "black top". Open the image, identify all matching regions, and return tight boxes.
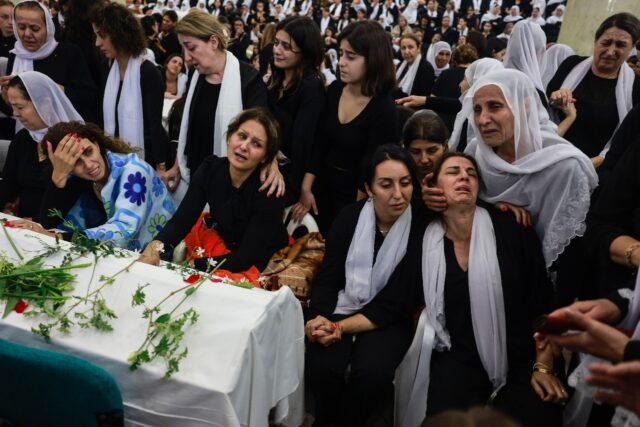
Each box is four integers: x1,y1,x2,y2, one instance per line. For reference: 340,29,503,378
99,60,169,168
187,80,220,173
547,55,640,158
312,80,399,183
38,176,106,231
0,130,50,220
585,138,640,293
395,58,436,99
154,156,288,272
424,207,553,413
0,33,15,58
3,43,98,123
424,66,465,131
307,199,420,327
267,71,325,198
228,33,252,63
183,63,268,175
160,31,182,61
598,103,640,187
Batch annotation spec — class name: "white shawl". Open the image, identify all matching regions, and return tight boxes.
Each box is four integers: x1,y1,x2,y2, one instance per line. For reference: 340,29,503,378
10,1,58,74
402,0,418,25
462,69,598,267
176,51,243,189
559,56,635,156
334,199,411,315
396,55,422,96
395,206,507,427
542,43,574,88
427,41,451,78
503,20,547,93
103,56,145,155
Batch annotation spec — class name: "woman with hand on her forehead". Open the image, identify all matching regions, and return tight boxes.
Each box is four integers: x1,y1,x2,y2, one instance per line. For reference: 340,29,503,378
12,121,176,251
306,144,420,427
396,152,564,427
0,71,83,220
0,0,97,123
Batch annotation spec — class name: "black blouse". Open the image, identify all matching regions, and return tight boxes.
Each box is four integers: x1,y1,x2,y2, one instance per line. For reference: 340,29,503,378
154,156,288,272
0,130,50,220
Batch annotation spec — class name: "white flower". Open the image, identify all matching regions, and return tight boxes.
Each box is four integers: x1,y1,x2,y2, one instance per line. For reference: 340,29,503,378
154,242,165,254
207,258,218,267
194,247,205,257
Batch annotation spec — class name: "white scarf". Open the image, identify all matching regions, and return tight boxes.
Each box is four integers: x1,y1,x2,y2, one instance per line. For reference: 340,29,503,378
462,69,598,267
564,271,640,427
542,43,574,88
396,54,422,95
334,199,411,315
503,20,547,93
103,56,145,155
427,41,451,78
559,56,635,156
395,206,507,427
402,0,418,25
176,51,243,188
10,1,58,74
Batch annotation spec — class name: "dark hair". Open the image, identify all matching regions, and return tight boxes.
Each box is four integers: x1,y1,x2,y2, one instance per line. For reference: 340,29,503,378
338,21,396,97
452,43,478,66
363,144,415,189
141,15,157,37
431,151,481,187
487,36,507,56
163,10,178,24
400,32,421,47
44,122,137,165
595,12,640,44
226,108,281,165
14,0,42,15
269,16,324,95
163,53,184,70
91,3,146,57
466,30,488,57
7,75,30,101
0,0,14,7
403,111,449,147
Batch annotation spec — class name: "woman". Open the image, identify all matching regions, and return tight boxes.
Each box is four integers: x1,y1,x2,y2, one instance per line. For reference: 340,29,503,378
162,53,187,99
395,33,435,99
311,21,398,234
0,71,83,220
502,20,549,108
391,15,412,46
323,26,338,52
547,13,640,168
258,22,276,78
141,15,164,66
502,5,522,24
24,122,176,251
91,3,170,181
0,0,96,123
541,43,574,88
306,144,419,426
395,152,564,427
139,108,288,273
163,10,280,202
266,16,325,221
426,41,451,78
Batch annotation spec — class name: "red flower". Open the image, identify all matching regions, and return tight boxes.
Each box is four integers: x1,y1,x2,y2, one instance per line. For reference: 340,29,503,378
184,274,201,284
210,277,223,283
13,299,28,313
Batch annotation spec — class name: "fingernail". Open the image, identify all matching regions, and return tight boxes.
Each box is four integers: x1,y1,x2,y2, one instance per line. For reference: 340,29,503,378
311,331,318,336
331,323,337,331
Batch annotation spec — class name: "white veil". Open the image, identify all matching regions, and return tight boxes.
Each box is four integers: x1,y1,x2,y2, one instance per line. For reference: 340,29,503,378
542,43,574,88
503,20,547,93
18,71,84,142
426,41,451,77
462,69,597,266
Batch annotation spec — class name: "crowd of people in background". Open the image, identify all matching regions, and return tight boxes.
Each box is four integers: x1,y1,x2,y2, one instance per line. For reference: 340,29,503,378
2,0,640,426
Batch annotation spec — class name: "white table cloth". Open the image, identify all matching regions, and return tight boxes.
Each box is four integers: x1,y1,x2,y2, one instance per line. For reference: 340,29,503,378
0,222,305,426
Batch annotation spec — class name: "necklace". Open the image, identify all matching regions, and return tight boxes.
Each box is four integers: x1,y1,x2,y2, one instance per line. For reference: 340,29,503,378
378,226,390,236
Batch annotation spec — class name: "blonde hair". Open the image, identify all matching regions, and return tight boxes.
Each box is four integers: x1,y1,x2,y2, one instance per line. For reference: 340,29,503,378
175,9,228,50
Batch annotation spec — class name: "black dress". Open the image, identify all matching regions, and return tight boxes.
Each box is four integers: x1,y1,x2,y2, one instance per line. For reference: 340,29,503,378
312,81,399,233
0,130,50,220
424,66,465,131
423,207,562,427
2,43,98,123
547,55,640,158
306,199,419,427
154,156,288,272
267,71,325,202
395,58,436,99
0,33,15,57
99,60,169,169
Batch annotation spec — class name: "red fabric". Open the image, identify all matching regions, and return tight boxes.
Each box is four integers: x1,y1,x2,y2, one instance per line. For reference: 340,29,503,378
13,299,28,313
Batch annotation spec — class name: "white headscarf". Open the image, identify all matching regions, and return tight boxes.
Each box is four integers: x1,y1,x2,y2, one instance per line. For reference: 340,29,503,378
334,198,412,315
503,6,522,23
10,1,58,74
462,69,597,267
17,71,84,142
396,54,422,95
503,20,547,93
402,0,418,25
546,5,564,24
395,206,507,427
103,56,145,155
427,41,451,77
449,58,503,151
542,43,574,88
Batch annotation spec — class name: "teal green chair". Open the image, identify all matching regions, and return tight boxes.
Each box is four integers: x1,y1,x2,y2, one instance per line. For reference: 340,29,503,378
0,338,124,427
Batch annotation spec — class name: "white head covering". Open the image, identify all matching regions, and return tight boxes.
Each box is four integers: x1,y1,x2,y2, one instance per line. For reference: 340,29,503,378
427,41,451,77
546,4,564,24
542,43,574,88
503,5,522,23
10,1,59,74
449,58,503,151
17,71,84,142
503,20,547,93
462,69,597,266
